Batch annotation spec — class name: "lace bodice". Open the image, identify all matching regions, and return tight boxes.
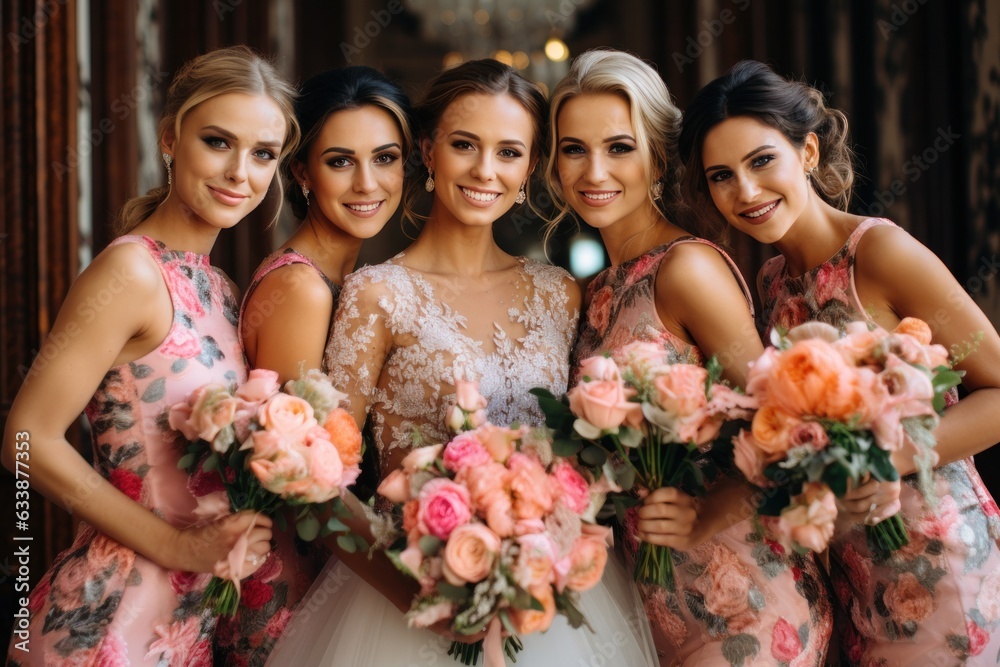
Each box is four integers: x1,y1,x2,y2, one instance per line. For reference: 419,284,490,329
324,254,579,478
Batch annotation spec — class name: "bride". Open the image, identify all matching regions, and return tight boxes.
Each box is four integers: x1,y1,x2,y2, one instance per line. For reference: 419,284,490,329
266,59,656,666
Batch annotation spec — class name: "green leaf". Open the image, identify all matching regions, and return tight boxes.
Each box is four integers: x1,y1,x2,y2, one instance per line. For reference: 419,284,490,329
177,452,196,470
437,582,471,601
757,486,791,516
336,534,357,553
296,512,320,541
419,535,443,556
202,453,219,472
325,517,350,534
580,445,607,467
551,438,583,457
352,534,369,552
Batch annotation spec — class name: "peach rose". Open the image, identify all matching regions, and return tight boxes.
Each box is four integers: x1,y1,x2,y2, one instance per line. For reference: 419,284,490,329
733,429,768,486
378,469,411,504
653,365,709,417
751,405,800,460
893,317,933,346
247,429,288,459
883,572,935,625
692,546,754,626
746,347,780,401
788,421,830,451
442,523,501,585
474,425,522,464
462,462,515,537
561,531,609,592
236,369,280,403
780,482,837,552
509,584,557,635
508,453,554,521
568,379,638,432
614,341,669,372
257,394,316,438
454,379,488,412
576,355,622,383
880,357,935,419
323,408,363,468
834,329,885,365
768,340,850,417
515,533,557,589
174,384,237,445
418,478,472,540
401,444,444,473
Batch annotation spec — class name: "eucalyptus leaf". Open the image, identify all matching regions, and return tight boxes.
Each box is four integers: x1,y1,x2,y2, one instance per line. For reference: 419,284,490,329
177,453,196,470
296,512,320,541
336,534,357,553
419,535,443,556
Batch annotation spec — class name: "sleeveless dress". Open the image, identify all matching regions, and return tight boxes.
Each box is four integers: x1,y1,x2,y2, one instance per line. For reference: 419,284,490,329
213,249,340,666
759,218,1000,666
8,235,246,667
264,254,658,666
572,237,833,667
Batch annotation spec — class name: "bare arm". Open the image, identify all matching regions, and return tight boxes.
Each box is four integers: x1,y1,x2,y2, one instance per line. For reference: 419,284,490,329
243,264,335,383
855,224,1000,473
1,243,271,573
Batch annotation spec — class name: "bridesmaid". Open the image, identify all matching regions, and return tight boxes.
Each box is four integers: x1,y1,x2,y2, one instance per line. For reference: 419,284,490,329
216,67,413,665
679,59,1000,665
545,49,833,666
2,46,298,666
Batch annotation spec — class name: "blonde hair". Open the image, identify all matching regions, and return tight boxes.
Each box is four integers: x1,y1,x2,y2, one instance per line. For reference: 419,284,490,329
542,49,684,245
116,45,300,234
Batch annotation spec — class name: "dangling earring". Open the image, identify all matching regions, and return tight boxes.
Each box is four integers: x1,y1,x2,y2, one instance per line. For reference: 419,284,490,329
301,182,310,204
162,152,173,186
424,170,435,193
805,166,816,181
651,181,664,200
515,182,526,204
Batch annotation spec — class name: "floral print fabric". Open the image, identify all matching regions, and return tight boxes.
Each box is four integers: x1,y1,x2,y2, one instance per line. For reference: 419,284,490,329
9,235,246,666
573,237,833,666
760,218,1000,666
213,248,339,666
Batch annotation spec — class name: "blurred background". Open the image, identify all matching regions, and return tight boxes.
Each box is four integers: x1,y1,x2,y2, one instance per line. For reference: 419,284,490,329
2,0,999,652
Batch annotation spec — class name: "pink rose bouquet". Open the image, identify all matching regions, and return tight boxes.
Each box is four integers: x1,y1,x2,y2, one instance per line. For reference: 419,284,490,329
735,318,963,555
169,368,365,615
379,380,613,666
532,344,755,590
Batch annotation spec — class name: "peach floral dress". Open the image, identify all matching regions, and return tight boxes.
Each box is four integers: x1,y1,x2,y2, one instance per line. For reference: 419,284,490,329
212,249,339,667
572,237,834,667
760,218,1000,666
8,235,247,667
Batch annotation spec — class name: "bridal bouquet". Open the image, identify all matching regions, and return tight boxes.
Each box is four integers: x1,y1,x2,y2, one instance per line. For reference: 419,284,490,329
377,381,615,666
169,368,365,615
733,318,962,556
532,342,755,590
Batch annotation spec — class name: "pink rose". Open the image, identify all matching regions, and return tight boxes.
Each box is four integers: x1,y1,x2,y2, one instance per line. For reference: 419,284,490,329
236,369,280,403
814,261,850,308
550,460,591,515
399,544,424,576
834,328,885,365
879,356,935,419
418,478,473,540
443,433,492,473
508,453,554,521
442,522,501,585
568,379,637,432
614,341,669,372
733,429,767,486
378,469,411,504
780,482,837,552
265,607,293,640
248,429,289,459
882,572,934,625
841,543,871,594
257,394,317,438
170,384,236,444
884,334,932,368
966,620,989,657
249,448,308,491
515,533,557,589
454,379,487,412
871,406,905,452
746,347,780,401
653,365,709,417
160,325,203,359
401,444,444,473
770,617,803,662
576,355,622,383
788,421,830,450
95,630,130,667
304,438,344,495
462,462,515,537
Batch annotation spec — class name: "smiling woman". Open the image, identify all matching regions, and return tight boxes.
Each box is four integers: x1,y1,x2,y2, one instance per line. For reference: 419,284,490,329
1,45,299,667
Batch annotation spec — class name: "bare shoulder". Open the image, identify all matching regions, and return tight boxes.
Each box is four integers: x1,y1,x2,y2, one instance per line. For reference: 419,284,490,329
80,240,164,300
854,221,945,283
656,240,744,299
253,262,334,310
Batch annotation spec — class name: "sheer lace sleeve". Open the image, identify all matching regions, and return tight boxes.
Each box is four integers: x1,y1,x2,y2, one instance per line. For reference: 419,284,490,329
323,267,396,428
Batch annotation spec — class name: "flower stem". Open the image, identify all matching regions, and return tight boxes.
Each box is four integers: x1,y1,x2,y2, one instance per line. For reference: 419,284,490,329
866,513,909,558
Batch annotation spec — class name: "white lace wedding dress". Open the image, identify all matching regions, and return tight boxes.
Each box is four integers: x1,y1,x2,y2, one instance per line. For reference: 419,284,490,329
266,255,656,666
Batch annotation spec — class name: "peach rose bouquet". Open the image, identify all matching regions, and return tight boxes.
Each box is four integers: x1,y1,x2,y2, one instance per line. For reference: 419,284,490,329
169,368,365,615
735,318,963,555
531,344,755,590
378,380,614,666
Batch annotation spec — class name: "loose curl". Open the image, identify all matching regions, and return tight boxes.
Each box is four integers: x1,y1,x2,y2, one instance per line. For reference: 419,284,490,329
401,59,548,228
678,59,855,242
543,49,686,247
116,45,300,235
285,67,413,220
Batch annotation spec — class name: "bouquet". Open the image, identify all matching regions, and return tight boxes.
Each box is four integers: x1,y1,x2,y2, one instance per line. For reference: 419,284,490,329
377,381,616,666
169,368,366,615
532,342,755,590
733,318,963,556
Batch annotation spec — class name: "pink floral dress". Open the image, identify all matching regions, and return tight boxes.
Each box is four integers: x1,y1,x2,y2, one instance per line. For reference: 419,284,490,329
760,218,1000,666
8,235,247,667
213,249,338,666
572,237,833,667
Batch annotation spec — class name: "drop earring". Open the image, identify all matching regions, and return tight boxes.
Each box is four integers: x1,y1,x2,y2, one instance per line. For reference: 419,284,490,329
301,182,310,204
651,181,664,200
425,170,435,193
515,182,526,204
162,152,173,186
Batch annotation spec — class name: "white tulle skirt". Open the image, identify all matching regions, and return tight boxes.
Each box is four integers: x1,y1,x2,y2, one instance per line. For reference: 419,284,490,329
266,552,657,666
